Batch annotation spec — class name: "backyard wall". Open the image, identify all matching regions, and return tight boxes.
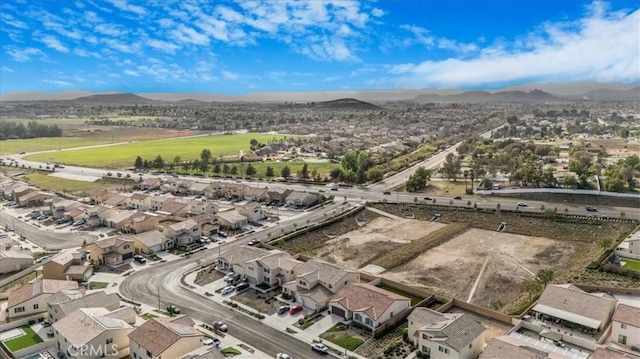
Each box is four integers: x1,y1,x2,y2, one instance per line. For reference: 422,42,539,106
0,313,48,331
575,284,640,295
10,339,54,359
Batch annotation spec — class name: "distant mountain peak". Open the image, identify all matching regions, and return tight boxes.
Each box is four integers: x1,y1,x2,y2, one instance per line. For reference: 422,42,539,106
72,92,153,104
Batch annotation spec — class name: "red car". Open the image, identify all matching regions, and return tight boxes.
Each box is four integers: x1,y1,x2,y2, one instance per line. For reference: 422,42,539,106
289,305,303,315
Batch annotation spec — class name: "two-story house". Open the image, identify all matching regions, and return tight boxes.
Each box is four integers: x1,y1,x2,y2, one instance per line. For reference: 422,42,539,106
189,182,211,196
151,195,174,211
47,291,119,323
18,191,55,207
408,307,486,359
159,201,192,217
139,177,161,191
244,187,269,202
104,210,135,231
216,210,248,229
89,188,117,204
165,219,201,246
282,259,360,311
221,183,249,201
611,304,640,349
87,237,135,265
43,248,92,282
190,200,219,215
192,213,219,236
128,316,204,359
268,189,292,205
120,212,160,234
104,194,132,209
7,279,79,319
236,201,266,223
130,230,174,254
54,307,136,359
50,198,82,219
0,250,34,274
130,193,152,210
328,283,411,330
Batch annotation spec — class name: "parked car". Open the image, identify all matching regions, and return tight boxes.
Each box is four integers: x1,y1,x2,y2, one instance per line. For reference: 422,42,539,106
218,231,228,238
276,354,292,359
330,187,338,191
311,343,329,353
203,338,221,347
166,305,181,314
247,239,261,246
517,202,528,207
289,305,303,315
5,201,17,206
383,191,391,195
36,256,50,263
72,220,85,227
215,321,228,332
277,305,290,315
56,218,69,225
221,286,235,295
37,214,48,221
41,320,52,327
133,255,147,264
235,282,249,291
585,206,597,212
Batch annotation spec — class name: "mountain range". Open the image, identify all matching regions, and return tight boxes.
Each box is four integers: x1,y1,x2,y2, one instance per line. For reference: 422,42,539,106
0,82,637,104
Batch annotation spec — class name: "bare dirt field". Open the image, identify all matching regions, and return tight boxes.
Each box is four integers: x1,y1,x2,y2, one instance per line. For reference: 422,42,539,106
316,216,446,269
379,228,584,309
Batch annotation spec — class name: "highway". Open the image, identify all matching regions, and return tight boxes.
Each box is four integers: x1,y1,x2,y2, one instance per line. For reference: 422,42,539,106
120,202,348,359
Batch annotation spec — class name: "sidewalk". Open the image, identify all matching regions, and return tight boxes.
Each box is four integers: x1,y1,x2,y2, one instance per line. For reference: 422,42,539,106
183,269,367,359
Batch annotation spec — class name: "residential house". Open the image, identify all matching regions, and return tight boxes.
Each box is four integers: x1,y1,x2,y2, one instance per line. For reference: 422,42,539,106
131,230,174,254
531,284,618,333
85,205,114,227
409,307,486,359
120,212,160,234
216,210,248,230
7,279,79,319
18,191,55,207
236,201,266,223
243,187,269,202
221,183,248,201
479,336,576,359
160,200,191,217
268,189,292,204
12,186,38,203
255,145,275,157
43,248,92,282
174,179,195,195
151,195,174,211
192,213,219,236
130,193,152,210
47,291,120,323
53,307,135,359
1,182,31,200
165,219,201,246
89,188,117,204
0,250,34,274
611,304,640,348
104,194,132,209
104,210,135,231
592,347,640,359
205,181,224,199
139,177,161,190
615,230,640,261
50,198,82,219
189,182,211,196
129,315,204,359
66,206,89,223
282,259,360,311
328,283,411,329
190,200,218,215
217,246,302,289
87,237,135,265
284,191,319,208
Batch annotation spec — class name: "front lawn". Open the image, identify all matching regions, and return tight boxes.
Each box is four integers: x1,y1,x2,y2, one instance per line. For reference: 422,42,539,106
622,259,640,271
220,347,242,356
324,334,364,351
141,313,158,320
2,326,43,352
87,282,109,290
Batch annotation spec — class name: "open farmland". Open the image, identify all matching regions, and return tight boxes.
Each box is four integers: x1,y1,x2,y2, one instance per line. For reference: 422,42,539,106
22,171,131,196
24,133,287,169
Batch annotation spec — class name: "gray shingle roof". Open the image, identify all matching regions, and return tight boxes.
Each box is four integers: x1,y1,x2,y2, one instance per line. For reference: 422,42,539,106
410,307,486,352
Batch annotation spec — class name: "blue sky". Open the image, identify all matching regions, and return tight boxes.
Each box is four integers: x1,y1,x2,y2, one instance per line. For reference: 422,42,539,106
1,0,638,94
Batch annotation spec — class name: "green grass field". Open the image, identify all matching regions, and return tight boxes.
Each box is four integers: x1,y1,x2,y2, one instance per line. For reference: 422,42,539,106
2,326,43,352
228,160,339,176
25,133,286,169
0,136,115,155
622,259,640,271
23,172,127,195
324,334,364,351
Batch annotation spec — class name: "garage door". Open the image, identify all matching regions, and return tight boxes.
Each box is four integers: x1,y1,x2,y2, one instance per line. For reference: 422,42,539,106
330,306,345,317
123,252,133,260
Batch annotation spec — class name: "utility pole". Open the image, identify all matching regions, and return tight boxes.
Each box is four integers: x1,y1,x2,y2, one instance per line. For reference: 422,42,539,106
157,285,161,310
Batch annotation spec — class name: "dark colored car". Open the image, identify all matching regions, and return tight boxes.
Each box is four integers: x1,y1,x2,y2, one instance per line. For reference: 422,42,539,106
383,191,391,195
424,197,432,201
585,206,597,212
277,305,290,315
289,305,303,315
235,282,250,291
453,196,463,200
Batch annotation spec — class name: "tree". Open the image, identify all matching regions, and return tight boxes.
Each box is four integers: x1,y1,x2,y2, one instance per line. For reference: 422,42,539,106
536,269,554,288
299,163,309,179
221,164,230,174
153,155,165,170
250,138,259,150
172,156,181,170
230,165,238,175
281,165,291,179
563,175,578,189
598,237,613,250
265,166,275,178
134,156,144,169
200,149,212,173
481,177,493,189
330,168,343,182
213,164,221,174
406,167,431,192
439,153,461,181
246,163,257,177
463,170,469,191
367,168,384,182
521,279,541,300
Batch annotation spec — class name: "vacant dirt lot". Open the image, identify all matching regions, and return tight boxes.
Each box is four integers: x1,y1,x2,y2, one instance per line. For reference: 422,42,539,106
381,228,584,309
316,216,446,269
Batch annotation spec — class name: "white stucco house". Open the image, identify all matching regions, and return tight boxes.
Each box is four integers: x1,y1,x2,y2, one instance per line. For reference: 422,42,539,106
610,304,640,349
129,315,204,359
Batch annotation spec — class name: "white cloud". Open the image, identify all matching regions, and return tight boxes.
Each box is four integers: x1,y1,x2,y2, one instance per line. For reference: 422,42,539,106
298,35,357,61
1,66,15,72
94,23,128,37
103,38,139,53
399,25,434,47
40,35,69,52
74,48,100,57
147,39,180,54
124,69,140,76
83,11,102,24
5,47,47,62
42,79,73,86
221,70,239,80
1,13,28,29
390,4,640,87
171,24,209,45
106,0,146,16
371,8,384,17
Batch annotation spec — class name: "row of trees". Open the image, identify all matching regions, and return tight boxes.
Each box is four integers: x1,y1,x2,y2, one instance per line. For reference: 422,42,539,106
0,121,62,140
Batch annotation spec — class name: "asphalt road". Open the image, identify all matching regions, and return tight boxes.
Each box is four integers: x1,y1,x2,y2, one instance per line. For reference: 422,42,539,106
120,204,346,359
0,207,95,249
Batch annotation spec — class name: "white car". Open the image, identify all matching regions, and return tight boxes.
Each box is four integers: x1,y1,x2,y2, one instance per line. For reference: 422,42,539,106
203,338,221,347
311,343,328,353
276,354,292,359
221,286,235,295
517,202,528,207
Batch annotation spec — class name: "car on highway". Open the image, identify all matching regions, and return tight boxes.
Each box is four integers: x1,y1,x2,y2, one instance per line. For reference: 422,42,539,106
203,338,221,347
318,189,325,193
311,343,329,353
221,286,235,295
453,196,463,200
289,305,303,315
330,187,338,191
585,206,598,212
383,191,391,195
277,305,290,315
276,354,292,359
423,197,432,201
517,202,528,207
214,321,228,332
247,239,261,246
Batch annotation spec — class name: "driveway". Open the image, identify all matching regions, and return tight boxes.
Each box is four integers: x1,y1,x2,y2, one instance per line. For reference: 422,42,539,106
305,313,344,337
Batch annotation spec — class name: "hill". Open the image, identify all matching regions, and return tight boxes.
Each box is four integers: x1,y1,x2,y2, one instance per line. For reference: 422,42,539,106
71,93,154,104
412,89,560,104
578,87,640,102
312,98,382,110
